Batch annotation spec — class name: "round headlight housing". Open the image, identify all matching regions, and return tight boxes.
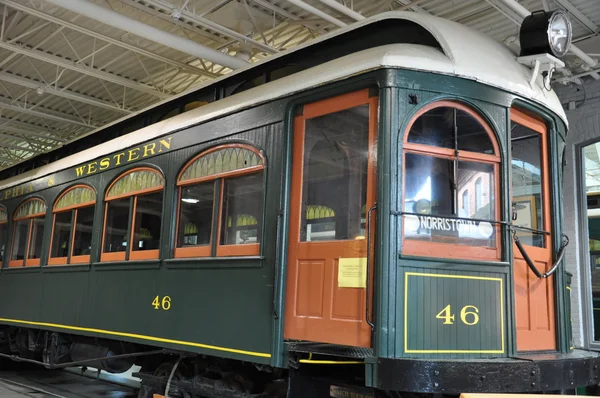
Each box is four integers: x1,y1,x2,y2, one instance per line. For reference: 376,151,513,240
548,11,572,56
519,10,572,58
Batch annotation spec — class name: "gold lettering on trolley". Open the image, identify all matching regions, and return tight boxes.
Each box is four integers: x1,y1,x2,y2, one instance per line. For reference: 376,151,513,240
143,143,156,157
113,153,125,166
128,148,140,162
436,305,480,326
158,137,172,152
3,183,34,200
99,158,110,170
74,136,173,177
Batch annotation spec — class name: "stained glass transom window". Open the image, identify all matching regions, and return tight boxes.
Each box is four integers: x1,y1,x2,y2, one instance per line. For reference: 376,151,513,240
107,169,164,199
55,186,95,210
306,205,335,220
180,146,263,182
14,199,46,219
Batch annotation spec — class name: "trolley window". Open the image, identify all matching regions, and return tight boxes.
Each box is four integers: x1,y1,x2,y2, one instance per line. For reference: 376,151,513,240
402,101,501,260
101,168,164,262
10,198,47,267
176,144,265,258
49,185,96,265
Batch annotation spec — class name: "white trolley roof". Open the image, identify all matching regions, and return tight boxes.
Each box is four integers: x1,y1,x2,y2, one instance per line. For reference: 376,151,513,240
0,11,566,191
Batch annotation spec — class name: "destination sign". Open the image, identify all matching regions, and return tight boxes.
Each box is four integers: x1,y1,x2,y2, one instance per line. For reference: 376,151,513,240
404,214,494,239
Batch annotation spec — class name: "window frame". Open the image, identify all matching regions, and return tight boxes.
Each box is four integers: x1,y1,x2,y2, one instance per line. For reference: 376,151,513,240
510,107,552,251
402,100,501,260
48,184,96,266
175,143,265,258
101,167,165,262
9,198,47,267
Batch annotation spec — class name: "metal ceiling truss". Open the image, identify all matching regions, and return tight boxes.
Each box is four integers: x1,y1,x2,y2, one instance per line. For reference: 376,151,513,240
0,0,596,170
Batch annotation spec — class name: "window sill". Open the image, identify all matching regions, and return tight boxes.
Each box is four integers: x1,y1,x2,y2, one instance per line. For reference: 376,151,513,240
399,253,510,268
43,263,91,272
92,260,161,271
165,256,264,269
2,266,41,273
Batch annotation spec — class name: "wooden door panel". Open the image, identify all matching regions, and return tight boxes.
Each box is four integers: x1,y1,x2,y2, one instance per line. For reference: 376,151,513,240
331,264,363,320
295,260,325,317
284,89,377,348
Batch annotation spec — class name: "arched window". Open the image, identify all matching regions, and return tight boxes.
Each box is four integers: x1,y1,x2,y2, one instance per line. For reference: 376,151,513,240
102,168,164,262
49,185,96,265
10,198,47,267
0,207,7,264
402,101,500,260
176,144,264,258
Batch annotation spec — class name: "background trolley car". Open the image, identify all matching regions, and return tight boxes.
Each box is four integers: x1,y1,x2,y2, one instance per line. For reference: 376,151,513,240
0,9,594,398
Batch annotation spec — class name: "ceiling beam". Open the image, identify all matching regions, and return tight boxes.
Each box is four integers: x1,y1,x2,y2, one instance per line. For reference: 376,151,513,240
137,0,278,54
0,98,97,128
491,0,600,80
0,72,132,115
0,138,42,154
315,0,365,21
285,0,347,27
0,121,66,143
3,0,221,79
2,134,54,150
0,41,172,99
553,0,598,34
44,0,248,70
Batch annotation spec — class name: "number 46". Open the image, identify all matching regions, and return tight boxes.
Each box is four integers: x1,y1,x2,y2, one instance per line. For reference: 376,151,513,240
436,304,479,325
152,296,171,310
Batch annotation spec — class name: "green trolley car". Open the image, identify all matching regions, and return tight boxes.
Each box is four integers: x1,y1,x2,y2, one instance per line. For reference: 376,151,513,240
0,9,594,398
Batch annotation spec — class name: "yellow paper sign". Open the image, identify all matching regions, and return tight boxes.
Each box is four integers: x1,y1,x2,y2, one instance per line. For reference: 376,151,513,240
338,257,367,288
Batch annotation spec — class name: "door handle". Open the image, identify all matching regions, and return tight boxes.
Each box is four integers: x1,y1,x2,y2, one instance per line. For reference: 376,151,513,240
366,203,377,331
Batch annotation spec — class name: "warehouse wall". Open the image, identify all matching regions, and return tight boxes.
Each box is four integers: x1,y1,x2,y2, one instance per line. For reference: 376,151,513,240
555,78,600,348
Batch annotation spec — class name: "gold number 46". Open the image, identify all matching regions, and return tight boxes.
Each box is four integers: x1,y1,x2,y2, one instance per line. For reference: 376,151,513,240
436,305,479,325
152,295,172,311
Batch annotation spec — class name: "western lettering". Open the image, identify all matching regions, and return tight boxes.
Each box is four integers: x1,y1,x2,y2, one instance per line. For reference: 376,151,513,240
113,153,125,166
99,158,110,170
128,148,140,162
143,143,156,157
72,136,174,176
87,161,98,174
158,137,172,152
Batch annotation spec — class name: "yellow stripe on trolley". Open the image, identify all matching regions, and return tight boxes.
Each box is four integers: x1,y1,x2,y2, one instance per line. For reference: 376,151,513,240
0,317,271,358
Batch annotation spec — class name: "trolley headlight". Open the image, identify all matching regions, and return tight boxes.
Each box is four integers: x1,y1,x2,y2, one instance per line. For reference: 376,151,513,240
519,9,572,58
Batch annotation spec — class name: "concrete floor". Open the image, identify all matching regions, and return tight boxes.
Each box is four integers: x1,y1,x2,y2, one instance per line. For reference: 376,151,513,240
0,369,136,397
0,380,51,397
